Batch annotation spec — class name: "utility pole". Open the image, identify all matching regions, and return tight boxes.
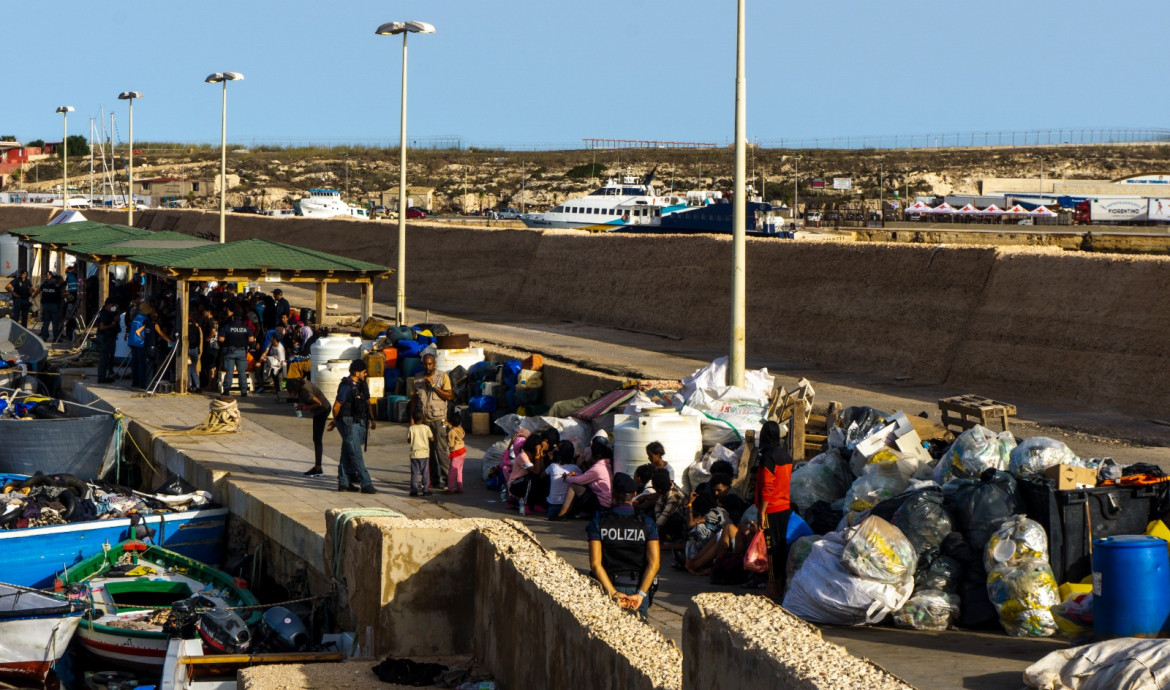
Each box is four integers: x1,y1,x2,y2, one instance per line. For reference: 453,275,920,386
520,161,526,213
728,0,747,388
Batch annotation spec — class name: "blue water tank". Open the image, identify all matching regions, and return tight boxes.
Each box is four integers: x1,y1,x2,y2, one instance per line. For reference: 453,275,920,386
1092,535,1170,639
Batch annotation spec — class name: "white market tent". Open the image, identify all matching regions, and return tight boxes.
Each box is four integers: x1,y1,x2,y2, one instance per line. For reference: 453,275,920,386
956,203,980,214
980,204,1005,215
904,201,932,213
47,210,88,225
1029,205,1058,216
1003,204,1032,216
925,202,958,214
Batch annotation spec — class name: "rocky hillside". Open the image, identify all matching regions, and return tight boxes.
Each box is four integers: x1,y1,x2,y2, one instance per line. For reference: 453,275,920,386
18,143,1170,213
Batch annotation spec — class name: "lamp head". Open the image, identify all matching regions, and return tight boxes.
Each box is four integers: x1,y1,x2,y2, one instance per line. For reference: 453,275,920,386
55,106,74,114
204,72,245,83
118,91,144,100
375,21,436,36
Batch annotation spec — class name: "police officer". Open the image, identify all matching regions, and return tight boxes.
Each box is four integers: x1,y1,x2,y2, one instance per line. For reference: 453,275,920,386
327,359,377,494
587,472,661,618
5,270,33,327
95,298,120,383
35,272,64,341
217,304,255,396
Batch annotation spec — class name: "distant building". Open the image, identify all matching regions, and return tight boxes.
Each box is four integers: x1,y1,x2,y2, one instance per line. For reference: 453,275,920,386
380,186,434,211
132,177,214,206
981,172,1170,198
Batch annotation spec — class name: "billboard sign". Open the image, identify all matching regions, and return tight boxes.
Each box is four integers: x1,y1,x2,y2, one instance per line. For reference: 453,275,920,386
811,178,825,189
832,177,852,190
1089,197,1147,223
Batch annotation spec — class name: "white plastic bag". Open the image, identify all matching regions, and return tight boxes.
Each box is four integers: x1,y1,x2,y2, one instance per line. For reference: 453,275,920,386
844,462,911,514
481,440,508,482
987,557,1060,637
1025,638,1170,690
678,356,775,404
1008,437,1079,478
893,590,961,631
934,425,1016,484
842,516,917,584
790,449,851,512
683,386,769,445
783,532,914,626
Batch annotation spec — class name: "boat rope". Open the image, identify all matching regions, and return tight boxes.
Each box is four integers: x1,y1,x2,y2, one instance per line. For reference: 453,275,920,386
0,580,60,597
154,396,241,436
330,508,404,584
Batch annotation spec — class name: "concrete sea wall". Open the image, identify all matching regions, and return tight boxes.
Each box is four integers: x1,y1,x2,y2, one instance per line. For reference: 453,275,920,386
8,206,1169,418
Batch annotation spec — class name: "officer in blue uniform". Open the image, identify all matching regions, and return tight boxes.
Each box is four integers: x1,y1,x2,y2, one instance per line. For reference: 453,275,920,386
217,305,255,396
587,472,661,618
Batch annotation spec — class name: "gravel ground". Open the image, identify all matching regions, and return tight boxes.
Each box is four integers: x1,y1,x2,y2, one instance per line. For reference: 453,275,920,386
239,655,479,689
692,593,914,690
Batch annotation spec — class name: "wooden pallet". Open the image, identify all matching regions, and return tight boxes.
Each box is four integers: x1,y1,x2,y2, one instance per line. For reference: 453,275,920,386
938,394,1017,433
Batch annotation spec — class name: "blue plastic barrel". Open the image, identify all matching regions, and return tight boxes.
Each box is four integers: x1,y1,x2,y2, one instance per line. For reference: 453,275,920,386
1092,535,1170,639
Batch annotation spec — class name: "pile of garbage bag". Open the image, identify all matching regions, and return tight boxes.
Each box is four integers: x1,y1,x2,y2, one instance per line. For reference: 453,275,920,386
841,516,917,584
983,515,1060,637
676,358,774,447
790,449,851,512
782,529,914,626
892,488,953,555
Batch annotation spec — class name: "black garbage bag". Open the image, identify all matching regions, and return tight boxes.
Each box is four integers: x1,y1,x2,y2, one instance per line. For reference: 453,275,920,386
802,500,843,535
914,549,963,593
372,657,448,687
943,469,1020,550
892,488,954,556
156,473,199,497
940,531,999,629
836,406,894,455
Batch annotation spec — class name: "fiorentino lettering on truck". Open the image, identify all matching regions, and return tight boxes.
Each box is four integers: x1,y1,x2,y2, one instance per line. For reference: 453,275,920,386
1089,197,1148,223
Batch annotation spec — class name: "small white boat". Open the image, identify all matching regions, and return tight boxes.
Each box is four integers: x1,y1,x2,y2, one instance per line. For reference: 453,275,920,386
0,583,84,685
294,189,369,219
160,637,347,690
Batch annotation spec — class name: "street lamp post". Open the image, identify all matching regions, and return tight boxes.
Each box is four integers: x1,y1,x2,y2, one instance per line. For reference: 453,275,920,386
376,20,436,327
117,91,143,225
55,106,74,211
728,0,747,388
204,72,244,243
793,154,802,225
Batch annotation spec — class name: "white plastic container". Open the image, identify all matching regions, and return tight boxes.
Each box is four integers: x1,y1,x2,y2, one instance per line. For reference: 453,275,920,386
314,360,352,404
367,377,385,398
310,334,362,379
612,408,703,478
434,347,484,374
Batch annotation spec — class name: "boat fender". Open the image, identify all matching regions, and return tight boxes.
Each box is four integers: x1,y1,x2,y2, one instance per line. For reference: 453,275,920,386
49,472,89,499
16,472,49,490
58,489,77,520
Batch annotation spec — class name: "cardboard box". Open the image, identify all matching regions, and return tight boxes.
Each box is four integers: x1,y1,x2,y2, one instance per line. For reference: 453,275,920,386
472,412,491,435
1044,463,1098,491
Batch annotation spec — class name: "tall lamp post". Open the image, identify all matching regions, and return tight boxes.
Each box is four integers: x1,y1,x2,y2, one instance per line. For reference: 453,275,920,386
117,91,143,225
55,106,74,211
728,0,747,387
376,20,435,326
793,154,802,225
204,72,244,243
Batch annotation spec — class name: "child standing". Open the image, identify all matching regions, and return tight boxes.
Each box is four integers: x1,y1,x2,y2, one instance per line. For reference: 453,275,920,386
408,410,434,497
446,410,467,494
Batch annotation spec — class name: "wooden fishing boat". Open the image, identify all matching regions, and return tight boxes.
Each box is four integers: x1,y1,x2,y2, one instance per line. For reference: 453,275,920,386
160,638,346,690
0,582,84,685
60,541,260,671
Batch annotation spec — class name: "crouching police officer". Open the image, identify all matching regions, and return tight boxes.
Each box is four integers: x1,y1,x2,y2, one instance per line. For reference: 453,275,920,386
587,472,660,618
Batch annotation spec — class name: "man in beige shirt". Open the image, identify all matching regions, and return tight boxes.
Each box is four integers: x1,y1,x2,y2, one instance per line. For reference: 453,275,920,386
412,353,454,490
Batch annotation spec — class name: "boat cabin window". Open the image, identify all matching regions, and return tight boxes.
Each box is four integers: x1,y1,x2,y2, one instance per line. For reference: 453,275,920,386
623,187,643,195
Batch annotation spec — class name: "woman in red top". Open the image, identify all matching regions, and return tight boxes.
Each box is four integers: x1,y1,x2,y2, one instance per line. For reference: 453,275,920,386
755,420,793,601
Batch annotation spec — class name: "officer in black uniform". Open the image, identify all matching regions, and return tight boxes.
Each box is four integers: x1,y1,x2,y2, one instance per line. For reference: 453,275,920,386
328,359,377,494
35,272,64,341
95,298,121,382
5,270,32,327
587,472,661,618
217,305,255,396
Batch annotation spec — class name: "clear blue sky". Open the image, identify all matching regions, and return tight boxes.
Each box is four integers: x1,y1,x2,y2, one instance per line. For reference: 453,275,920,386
9,0,1168,148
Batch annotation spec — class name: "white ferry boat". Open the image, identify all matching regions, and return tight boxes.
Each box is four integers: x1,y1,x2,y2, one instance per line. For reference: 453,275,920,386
295,189,369,219
521,172,688,231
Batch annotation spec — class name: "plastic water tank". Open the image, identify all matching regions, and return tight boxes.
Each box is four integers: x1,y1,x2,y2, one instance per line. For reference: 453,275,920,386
310,334,362,377
612,408,702,478
314,360,352,405
1092,535,1170,638
435,347,484,374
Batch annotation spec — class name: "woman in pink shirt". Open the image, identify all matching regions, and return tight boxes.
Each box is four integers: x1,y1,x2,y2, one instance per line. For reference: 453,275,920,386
551,438,613,521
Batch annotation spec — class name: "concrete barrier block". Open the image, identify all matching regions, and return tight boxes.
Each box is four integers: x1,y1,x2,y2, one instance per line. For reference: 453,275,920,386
683,593,912,690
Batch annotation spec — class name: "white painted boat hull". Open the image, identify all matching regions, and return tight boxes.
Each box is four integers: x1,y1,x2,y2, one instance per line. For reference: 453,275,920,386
0,613,81,684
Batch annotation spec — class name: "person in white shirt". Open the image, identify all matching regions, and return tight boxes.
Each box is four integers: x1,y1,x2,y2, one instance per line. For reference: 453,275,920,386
546,443,583,516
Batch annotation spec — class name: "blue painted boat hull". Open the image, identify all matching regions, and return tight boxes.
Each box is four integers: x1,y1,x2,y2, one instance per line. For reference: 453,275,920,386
0,506,229,588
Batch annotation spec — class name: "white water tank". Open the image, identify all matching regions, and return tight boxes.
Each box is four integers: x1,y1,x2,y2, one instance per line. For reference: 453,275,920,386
310,334,362,376
612,408,703,478
434,347,484,373
0,234,18,277
314,360,351,405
